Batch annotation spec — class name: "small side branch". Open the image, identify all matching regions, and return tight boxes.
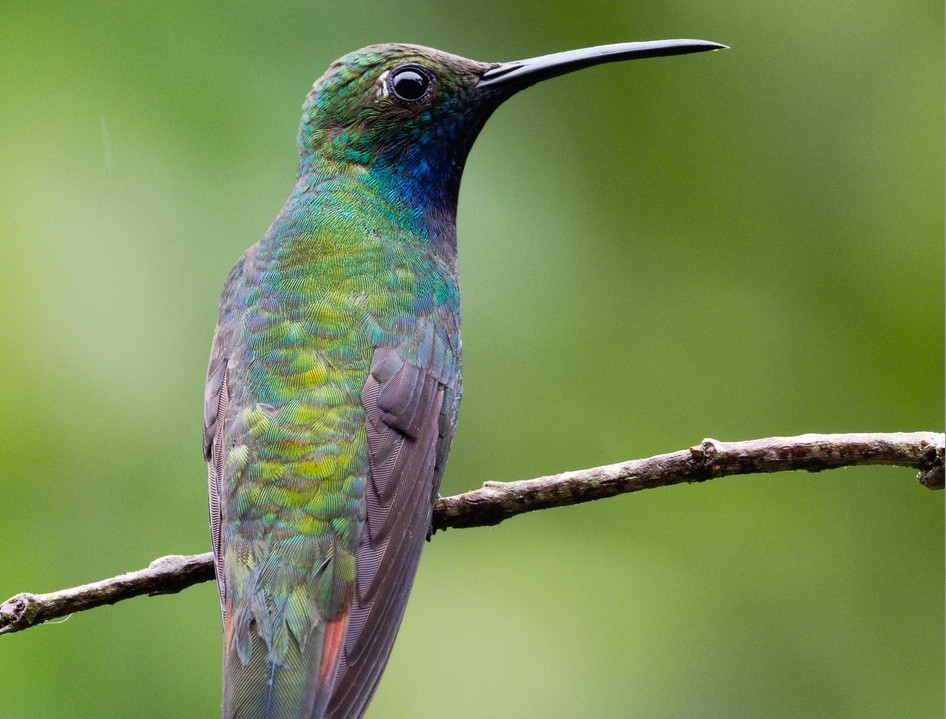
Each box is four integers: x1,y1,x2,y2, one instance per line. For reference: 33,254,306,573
0,554,214,637
433,431,944,529
2,431,941,636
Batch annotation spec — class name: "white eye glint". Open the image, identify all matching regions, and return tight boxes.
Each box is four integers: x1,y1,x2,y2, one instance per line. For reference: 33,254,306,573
376,70,390,99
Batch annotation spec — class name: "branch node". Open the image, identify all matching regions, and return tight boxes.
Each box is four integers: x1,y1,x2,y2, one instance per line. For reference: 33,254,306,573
0,593,39,635
688,438,723,480
917,444,945,489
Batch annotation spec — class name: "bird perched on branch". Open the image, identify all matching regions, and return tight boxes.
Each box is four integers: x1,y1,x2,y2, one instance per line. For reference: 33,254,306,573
203,38,724,719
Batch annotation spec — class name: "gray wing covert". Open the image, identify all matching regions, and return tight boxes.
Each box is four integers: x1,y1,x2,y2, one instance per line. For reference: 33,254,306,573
203,246,259,620
203,338,229,616
325,346,450,719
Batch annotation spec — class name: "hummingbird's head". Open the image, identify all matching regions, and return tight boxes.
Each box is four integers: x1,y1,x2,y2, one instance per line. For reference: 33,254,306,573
297,43,494,202
297,40,725,208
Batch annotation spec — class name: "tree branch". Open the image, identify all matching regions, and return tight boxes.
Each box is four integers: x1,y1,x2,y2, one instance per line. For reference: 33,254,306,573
2,431,941,636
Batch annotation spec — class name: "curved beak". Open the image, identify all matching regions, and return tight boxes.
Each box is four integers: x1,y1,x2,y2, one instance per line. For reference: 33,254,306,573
479,39,726,94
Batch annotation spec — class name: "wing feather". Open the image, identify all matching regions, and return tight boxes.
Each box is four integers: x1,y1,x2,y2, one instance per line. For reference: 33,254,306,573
324,346,446,719
204,347,229,615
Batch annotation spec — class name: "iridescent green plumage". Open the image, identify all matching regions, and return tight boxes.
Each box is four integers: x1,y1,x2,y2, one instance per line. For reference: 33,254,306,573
204,39,723,719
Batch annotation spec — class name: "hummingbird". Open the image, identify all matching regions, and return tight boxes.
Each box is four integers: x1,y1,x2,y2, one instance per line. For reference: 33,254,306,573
203,39,724,719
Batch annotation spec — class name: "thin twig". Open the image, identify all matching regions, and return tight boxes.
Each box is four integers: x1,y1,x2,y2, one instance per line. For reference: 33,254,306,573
2,431,941,636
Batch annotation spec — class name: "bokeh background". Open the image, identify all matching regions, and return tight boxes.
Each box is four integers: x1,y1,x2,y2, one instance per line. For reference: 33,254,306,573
1,2,942,717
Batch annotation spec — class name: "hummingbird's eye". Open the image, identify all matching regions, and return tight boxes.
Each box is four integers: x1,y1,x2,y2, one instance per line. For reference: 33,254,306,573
388,65,433,103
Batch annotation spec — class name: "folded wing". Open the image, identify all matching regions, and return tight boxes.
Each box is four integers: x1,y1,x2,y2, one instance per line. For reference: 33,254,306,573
325,346,447,719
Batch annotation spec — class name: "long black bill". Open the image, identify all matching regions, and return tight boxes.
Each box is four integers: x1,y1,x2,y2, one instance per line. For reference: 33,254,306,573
479,39,726,93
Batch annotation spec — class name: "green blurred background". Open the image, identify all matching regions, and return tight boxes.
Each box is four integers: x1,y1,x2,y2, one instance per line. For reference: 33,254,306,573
1,1,942,717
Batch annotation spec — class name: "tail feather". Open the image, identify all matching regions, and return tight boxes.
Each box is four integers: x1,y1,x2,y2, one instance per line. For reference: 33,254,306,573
223,622,326,719
305,614,349,718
